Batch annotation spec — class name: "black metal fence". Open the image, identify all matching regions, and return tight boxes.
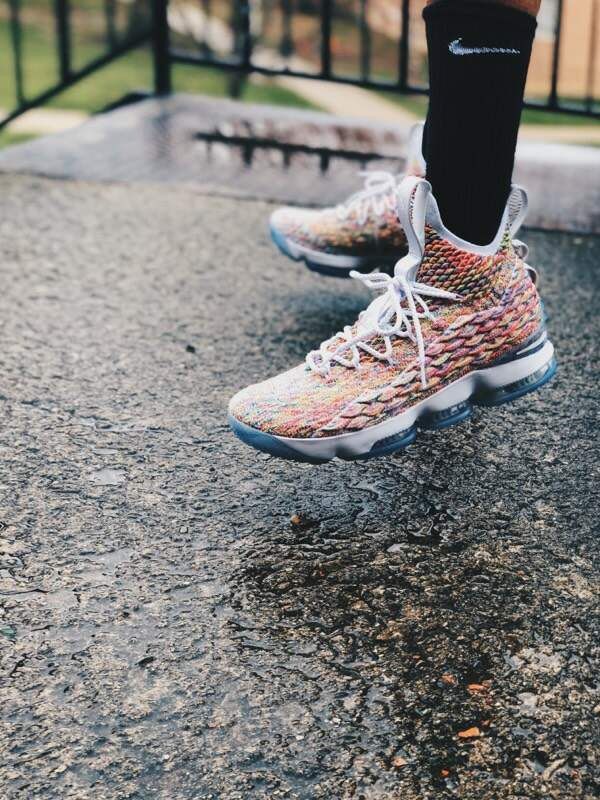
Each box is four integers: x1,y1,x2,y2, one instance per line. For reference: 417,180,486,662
1,0,598,132
1,1,155,129
166,0,599,117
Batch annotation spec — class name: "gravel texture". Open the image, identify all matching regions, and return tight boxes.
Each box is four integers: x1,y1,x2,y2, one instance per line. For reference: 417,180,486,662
0,175,598,800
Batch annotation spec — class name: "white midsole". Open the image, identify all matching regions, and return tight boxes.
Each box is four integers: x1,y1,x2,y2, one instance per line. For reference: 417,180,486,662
270,340,554,460
277,231,387,268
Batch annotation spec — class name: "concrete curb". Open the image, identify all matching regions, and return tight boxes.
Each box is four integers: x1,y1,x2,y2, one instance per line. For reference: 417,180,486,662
0,94,598,233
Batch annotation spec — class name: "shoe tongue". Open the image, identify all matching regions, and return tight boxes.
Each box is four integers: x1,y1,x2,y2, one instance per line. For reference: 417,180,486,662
405,122,426,177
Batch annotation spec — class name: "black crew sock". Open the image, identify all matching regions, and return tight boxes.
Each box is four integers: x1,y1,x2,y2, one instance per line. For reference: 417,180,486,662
423,0,536,245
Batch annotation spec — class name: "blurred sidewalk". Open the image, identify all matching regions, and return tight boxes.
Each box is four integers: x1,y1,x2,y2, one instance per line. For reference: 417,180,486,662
0,107,87,136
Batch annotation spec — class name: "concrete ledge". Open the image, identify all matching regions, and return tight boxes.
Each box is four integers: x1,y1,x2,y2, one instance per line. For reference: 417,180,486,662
0,94,598,233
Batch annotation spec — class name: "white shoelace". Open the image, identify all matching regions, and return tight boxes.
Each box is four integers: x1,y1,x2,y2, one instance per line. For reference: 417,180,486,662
336,171,398,225
306,176,531,390
306,265,459,389
308,176,467,389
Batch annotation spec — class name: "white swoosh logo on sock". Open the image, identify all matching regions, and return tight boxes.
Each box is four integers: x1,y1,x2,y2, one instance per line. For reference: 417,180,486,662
449,37,520,56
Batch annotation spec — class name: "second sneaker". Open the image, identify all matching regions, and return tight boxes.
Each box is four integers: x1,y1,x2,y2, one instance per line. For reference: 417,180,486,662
269,123,426,277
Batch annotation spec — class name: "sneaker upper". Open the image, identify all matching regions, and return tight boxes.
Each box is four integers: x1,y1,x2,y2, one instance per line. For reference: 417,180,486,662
270,192,407,257
269,122,426,257
230,177,544,439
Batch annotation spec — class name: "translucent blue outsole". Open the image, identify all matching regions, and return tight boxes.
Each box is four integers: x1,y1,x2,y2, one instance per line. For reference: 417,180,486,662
351,427,417,460
420,401,473,431
229,358,557,463
472,356,557,407
228,415,329,464
269,225,393,278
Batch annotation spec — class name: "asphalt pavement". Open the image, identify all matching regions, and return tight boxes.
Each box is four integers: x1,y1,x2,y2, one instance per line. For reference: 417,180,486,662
0,174,598,799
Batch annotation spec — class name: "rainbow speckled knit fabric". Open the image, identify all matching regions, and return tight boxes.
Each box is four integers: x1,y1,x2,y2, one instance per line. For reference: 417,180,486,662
229,226,544,439
270,198,407,257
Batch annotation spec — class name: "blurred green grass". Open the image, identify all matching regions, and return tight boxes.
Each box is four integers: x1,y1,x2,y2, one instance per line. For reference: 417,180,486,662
378,90,600,127
0,130,37,149
0,13,318,124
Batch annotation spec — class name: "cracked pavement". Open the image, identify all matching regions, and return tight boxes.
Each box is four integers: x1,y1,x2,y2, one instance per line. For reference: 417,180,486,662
0,175,598,799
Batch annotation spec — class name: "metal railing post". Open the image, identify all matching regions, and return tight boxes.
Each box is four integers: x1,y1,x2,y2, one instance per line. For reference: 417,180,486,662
8,0,25,106
152,0,171,95
54,0,71,83
586,0,598,113
321,0,332,79
228,0,251,98
549,0,563,110
359,0,371,83
399,0,410,90
240,0,252,70
280,0,293,58
104,0,117,50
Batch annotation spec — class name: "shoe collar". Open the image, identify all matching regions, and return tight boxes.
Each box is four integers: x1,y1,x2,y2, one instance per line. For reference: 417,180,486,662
395,176,528,272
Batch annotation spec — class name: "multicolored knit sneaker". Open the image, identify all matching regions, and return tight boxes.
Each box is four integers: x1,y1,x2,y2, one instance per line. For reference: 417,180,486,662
229,176,556,463
269,122,426,277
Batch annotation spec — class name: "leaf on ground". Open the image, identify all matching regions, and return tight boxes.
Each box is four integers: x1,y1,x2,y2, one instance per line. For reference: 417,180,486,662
467,683,488,693
458,726,481,739
441,673,457,685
